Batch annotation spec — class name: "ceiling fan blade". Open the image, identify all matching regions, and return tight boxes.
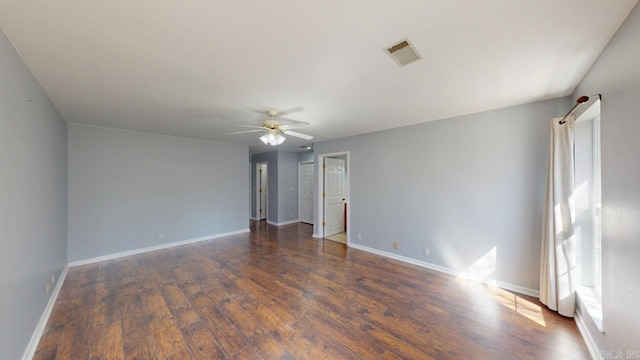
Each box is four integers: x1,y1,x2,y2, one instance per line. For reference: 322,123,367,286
279,117,309,125
278,107,304,116
283,130,313,141
238,124,265,129
227,129,265,135
279,123,309,130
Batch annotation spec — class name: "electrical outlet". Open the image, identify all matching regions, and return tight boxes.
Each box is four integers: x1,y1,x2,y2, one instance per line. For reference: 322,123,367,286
46,282,51,295
393,241,399,249
51,273,55,285
159,233,164,240
424,248,430,256
357,234,362,240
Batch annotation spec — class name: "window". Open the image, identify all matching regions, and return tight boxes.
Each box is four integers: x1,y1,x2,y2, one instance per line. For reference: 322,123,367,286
592,114,602,295
574,99,603,330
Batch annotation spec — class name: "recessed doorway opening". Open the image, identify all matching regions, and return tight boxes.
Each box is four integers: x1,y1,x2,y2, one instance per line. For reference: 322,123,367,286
256,162,268,221
298,161,314,224
317,151,350,244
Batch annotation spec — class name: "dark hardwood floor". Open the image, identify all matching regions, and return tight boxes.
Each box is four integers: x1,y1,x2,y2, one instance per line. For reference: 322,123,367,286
35,221,589,359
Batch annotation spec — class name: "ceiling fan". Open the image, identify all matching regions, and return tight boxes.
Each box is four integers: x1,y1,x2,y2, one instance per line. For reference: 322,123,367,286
228,110,313,146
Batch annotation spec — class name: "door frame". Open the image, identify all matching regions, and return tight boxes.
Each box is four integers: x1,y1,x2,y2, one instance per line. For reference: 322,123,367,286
256,161,268,220
298,161,314,224
317,151,350,243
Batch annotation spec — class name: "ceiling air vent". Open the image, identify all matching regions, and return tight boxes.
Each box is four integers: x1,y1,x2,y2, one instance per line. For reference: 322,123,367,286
385,38,422,67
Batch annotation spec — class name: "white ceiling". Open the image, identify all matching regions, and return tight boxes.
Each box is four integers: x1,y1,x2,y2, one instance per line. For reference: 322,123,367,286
1,1,637,153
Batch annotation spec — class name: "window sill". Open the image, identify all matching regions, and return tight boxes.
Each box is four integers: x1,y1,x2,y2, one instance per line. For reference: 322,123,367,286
576,286,604,332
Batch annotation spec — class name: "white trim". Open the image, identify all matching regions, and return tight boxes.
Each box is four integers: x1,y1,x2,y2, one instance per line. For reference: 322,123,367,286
69,229,250,267
266,219,300,226
312,233,320,238
348,243,540,298
22,266,69,360
575,310,602,360
249,217,259,221
576,286,604,331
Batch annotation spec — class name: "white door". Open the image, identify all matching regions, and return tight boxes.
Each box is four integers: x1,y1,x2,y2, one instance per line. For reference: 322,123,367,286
323,158,345,237
298,163,314,224
257,163,267,220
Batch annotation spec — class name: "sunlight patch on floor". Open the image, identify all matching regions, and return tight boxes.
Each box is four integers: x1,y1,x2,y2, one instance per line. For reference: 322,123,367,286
454,246,546,327
489,286,546,327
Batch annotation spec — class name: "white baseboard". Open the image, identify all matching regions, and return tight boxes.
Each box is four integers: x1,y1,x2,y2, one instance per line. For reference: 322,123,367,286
266,219,300,226
249,217,258,220
348,243,540,298
575,310,601,360
312,233,320,238
22,265,69,360
68,229,250,267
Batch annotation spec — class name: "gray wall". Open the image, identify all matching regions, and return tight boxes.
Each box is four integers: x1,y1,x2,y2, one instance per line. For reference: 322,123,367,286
298,150,314,162
277,151,299,223
250,151,278,221
573,1,640,351
68,125,249,262
0,30,68,359
314,97,570,292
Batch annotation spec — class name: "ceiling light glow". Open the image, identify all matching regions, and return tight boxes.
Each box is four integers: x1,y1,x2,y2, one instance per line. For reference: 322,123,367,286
260,131,286,146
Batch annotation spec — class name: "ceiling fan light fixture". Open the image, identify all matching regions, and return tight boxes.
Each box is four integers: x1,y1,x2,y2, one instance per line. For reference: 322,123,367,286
230,108,311,145
260,131,286,146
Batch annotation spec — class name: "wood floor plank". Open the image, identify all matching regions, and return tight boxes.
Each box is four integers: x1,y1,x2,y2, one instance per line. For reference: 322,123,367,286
169,265,247,357
180,322,226,359
118,266,159,359
273,322,357,360
229,345,265,360
301,311,387,359
54,263,100,360
33,268,82,360
34,221,590,359
251,333,295,360
88,261,125,360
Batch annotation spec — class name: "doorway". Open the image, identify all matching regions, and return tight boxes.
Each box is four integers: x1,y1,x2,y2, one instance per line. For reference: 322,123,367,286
318,152,349,244
298,161,314,224
256,162,268,221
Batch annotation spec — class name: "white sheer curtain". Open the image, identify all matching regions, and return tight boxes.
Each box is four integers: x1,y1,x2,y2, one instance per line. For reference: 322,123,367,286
540,116,577,317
